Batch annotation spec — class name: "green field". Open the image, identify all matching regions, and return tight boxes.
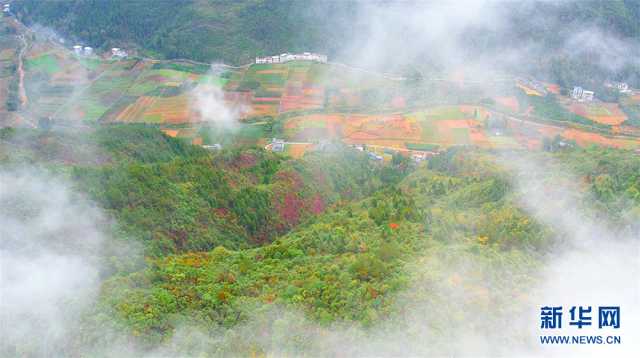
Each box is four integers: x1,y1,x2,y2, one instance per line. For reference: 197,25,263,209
25,53,59,74
424,106,467,120
586,105,611,116
405,142,440,151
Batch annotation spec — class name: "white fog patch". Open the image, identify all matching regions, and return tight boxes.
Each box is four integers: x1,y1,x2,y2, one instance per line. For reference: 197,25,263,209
0,169,110,356
332,0,640,86
337,0,504,74
564,27,640,73
502,153,640,357
189,64,249,130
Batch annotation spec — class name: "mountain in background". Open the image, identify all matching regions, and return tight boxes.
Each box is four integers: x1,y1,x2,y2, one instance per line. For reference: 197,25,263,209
11,0,640,92
11,0,356,64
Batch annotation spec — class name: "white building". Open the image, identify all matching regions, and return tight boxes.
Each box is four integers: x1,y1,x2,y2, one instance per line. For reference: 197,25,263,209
614,82,630,93
83,46,93,56
411,152,428,163
617,82,629,92
73,45,83,56
270,138,285,152
255,52,327,64
368,152,383,161
571,86,594,102
3,4,10,13
203,144,222,151
605,81,630,93
111,47,128,59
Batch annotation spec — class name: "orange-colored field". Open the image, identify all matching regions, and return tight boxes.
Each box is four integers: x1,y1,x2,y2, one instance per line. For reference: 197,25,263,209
495,96,519,112
343,114,421,142
144,95,192,123
249,104,278,117
117,96,157,121
517,83,543,96
568,102,627,126
282,105,640,153
255,70,287,74
506,116,639,149
562,129,637,148
469,127,491,147
252,97,281,102
284,114,343,140
545,83,560,94
161,129,179,137
286,143,314,158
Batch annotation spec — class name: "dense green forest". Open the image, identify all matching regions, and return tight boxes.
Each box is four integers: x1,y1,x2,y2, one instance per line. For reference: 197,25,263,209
2,124,639,356
11,0,640,89
3,1,640,355
12,0,358,64
1,125,389,256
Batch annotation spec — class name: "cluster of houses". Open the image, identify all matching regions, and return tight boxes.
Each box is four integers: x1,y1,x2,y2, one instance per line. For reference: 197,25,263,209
571,86,595,102
255,52,327,65
111,47,128,59
3,3,10,14
605,81,632,94
73,45,93,57
72,45,128,59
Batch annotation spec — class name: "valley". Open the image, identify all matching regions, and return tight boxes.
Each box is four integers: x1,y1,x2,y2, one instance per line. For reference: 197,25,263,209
1,1,640,357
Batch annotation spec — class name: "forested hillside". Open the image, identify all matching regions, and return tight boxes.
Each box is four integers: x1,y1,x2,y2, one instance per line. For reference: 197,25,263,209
1,125,390,256
11,0,356,64
3,123,639,356
2,1,640,356
12,0,640,71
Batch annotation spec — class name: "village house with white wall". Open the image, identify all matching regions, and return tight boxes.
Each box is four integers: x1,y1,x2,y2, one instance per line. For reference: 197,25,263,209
605,81,632,94
255,52,327,64
111,47,128,59
571,86,594,102
72,45,93,57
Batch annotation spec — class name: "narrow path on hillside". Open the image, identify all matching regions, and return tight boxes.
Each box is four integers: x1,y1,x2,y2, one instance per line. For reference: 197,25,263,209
16,34,28,108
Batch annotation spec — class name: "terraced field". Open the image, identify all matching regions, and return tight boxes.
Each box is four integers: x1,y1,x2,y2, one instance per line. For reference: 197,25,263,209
9,33,640,153
568,102,627,126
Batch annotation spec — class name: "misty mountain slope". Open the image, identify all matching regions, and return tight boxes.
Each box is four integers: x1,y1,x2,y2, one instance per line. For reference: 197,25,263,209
11,0,640,87
11,0,353,64
68,147,640,355
0,125,208,168
83,157,546,352
2,122,639,356
2,1,640,356
11,0,640,63
1,125,390,256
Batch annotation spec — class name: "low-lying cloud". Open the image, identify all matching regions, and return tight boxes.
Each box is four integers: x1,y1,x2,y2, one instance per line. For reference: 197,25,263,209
0,169,132,357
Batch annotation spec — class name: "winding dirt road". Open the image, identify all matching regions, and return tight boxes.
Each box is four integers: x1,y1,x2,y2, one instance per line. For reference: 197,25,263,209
17,34,28,107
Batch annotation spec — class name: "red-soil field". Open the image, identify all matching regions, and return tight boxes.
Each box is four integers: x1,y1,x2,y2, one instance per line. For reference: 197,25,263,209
568,102,627,126
495,96,519,112
545,83,560,94
161,129,179,137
